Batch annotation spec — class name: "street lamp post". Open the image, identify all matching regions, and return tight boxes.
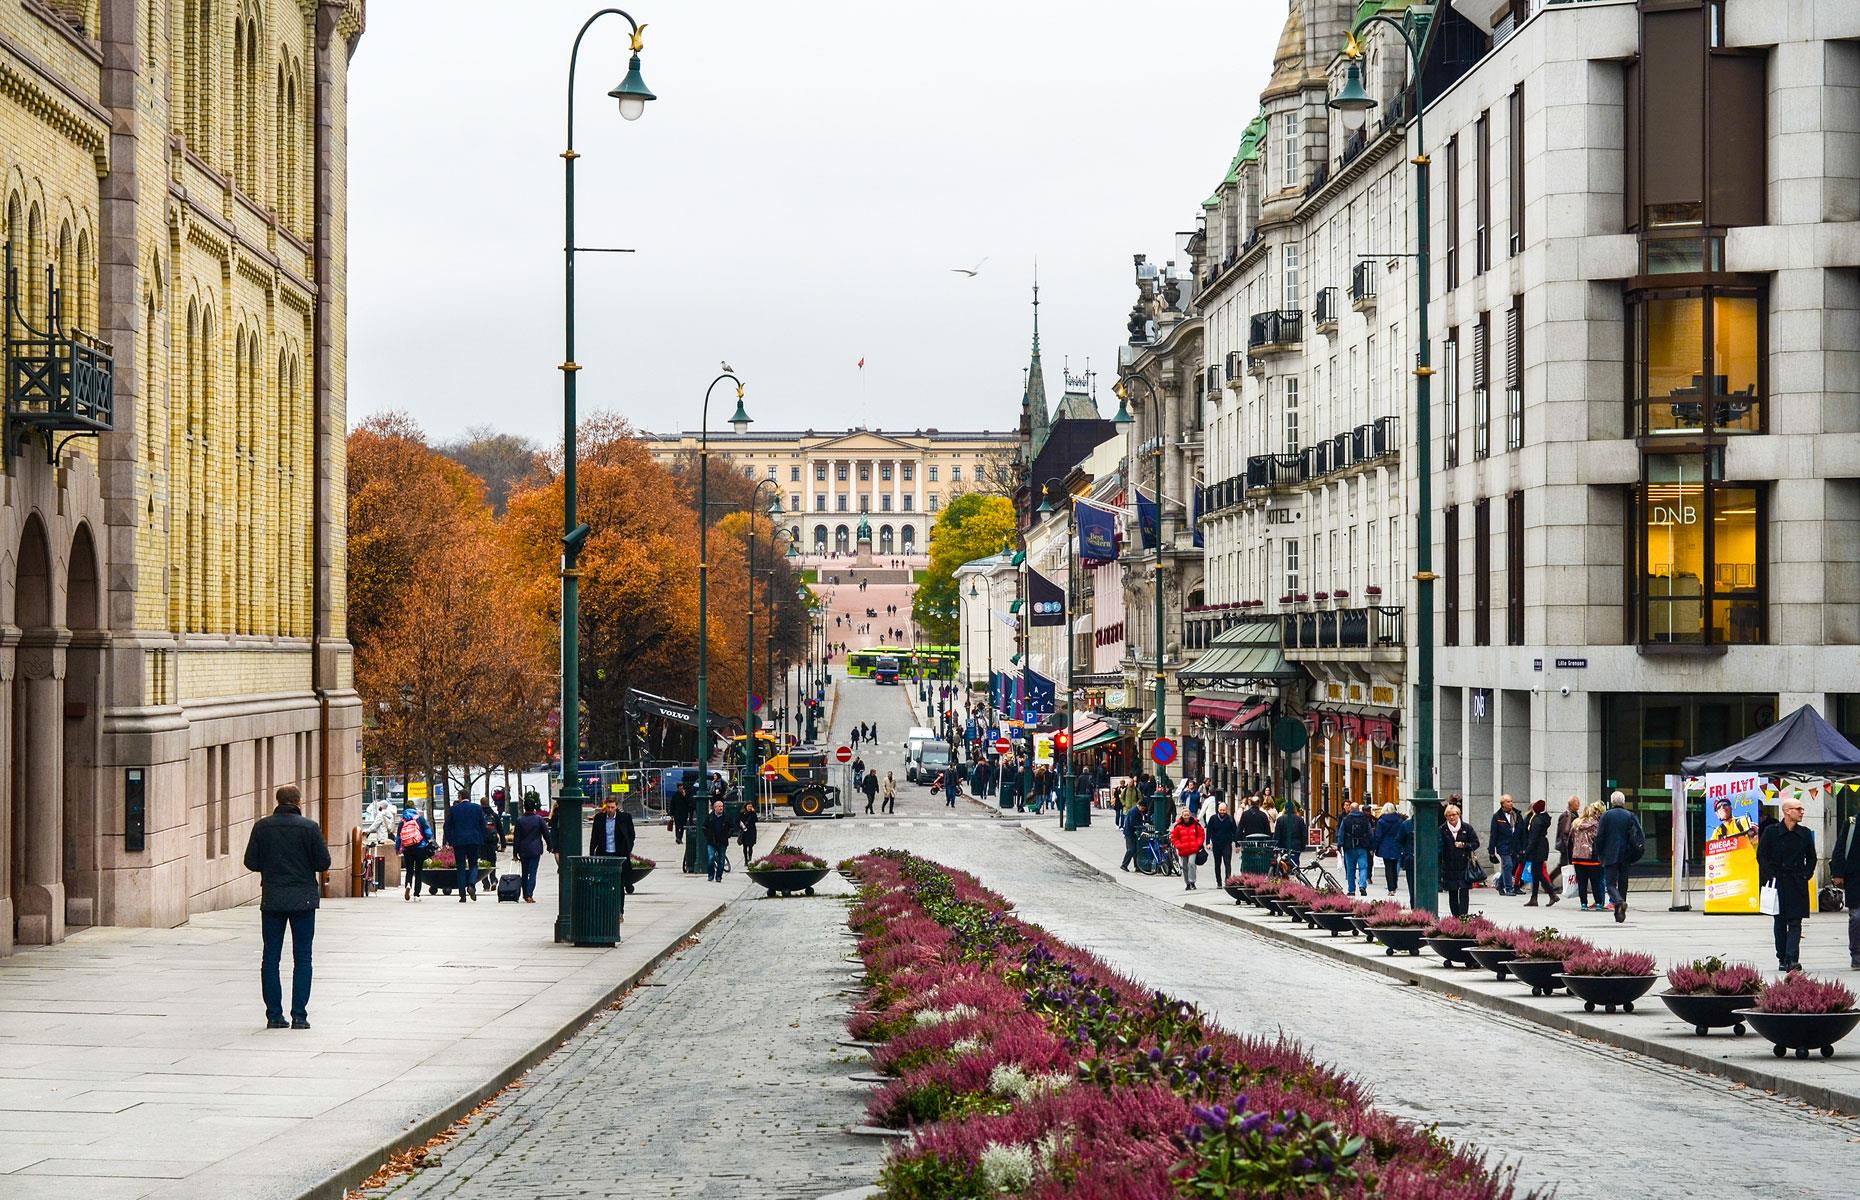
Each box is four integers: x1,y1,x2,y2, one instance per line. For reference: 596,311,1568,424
1329,6,1439,912
685,372,748,875
970,578,995,726
740,481,784,811
1038,480,1080,830
555,7,654,942
1113,375,1170,824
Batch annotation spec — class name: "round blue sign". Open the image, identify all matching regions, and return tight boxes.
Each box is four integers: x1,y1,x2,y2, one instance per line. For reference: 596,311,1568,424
1150,736,1178,766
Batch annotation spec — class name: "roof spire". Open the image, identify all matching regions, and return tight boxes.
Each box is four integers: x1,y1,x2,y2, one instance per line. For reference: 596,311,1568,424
1023,261,1051,457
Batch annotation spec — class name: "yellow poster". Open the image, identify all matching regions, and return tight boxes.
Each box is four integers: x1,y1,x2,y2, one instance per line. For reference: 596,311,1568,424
407,781,430,800
1703,772,1760,914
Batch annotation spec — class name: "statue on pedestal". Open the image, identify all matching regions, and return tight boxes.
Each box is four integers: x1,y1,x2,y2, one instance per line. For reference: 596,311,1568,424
855,515,874,567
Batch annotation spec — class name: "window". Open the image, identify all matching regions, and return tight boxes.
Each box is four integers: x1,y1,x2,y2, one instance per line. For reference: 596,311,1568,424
1284,377,1300,453
881,495,892,512
1444,505,1461,646
1475,111,1491,274
1505,298,1523,450
1630,286,1763,436
1284,538,1301,595
903,495,914,513
1329,531,1339,590
790,493,800,513
1365,333,1377,423
1508,84,1525,255
790,465,801,481
815,463,827,481
859,463,870,481
1366,521,1378,592
859,495,870,512
1506,491,1525,645
1283,243,1300,310
1473,314,1491,460
1636,452,1763,645
1389,516,1402,598
815,494,826,511
951,465,962,482
837,495,848,512
1281,112,1299,189
1348,526,1359,596
767,465,778,479
903,463,914,482
1474,498,1492,645
1443,329,1460,467
836,463,849,481
880,462,892,481
929,494,940,513
929,466,939,482
1445,134,1460,289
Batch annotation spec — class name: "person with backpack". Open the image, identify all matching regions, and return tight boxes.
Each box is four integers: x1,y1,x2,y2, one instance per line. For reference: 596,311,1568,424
1338,800,1374,896
1372,802,1405,896
1596,790,1644,923
397,806,434,901
513,797,555,904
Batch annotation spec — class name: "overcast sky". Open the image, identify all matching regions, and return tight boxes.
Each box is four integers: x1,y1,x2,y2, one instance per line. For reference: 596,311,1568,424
347,2,1273,444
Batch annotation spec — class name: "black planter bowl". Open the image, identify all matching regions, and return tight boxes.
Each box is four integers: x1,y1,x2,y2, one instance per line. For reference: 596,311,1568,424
1280,902,1311,925
1368,925,1427,956
1308,910,1357,937
1504,958,1568,996
1557,973,1658,1014
750,866,830,897
1224,884,1251,905
624,864,655,895
1658,990,1759,1037
1422,936,1477,968
1735,1009,1860,1059
1259,894,1285,916
1346,914,1371,938
1465,946,1515,980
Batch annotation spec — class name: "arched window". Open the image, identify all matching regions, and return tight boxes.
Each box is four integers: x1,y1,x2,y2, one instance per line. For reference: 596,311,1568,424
75,227,92,331
55,220,73,327
231,4,260,194
901,525,916,552
25,203,44,325
181,298,202,631
835,525,850,555
812,525,827,552
183,0,214,153
879,525,894,555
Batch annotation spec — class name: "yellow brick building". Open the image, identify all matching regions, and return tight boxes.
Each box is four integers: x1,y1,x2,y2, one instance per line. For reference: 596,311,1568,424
0,0,363,954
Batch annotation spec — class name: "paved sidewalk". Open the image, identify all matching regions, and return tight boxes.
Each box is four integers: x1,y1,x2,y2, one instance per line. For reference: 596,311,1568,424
0,821,733,1200
1029,815,1860,1116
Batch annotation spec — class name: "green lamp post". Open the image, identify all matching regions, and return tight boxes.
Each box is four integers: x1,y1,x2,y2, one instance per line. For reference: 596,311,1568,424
685,371,747,876
1114,374,1170,828
1329,6,1439,911
740,481,784,816
1037,481,1081,831
555,6,653,943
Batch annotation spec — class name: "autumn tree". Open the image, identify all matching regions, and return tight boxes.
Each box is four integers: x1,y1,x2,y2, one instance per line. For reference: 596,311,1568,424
437,425,545,516
914,492,1017,644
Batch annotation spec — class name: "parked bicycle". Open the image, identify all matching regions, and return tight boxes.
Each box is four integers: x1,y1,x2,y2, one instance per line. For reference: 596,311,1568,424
1135,829,1179,877
1271,848,1345,893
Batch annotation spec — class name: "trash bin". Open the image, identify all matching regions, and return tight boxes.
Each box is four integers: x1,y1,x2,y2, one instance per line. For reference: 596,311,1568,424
1068,775,1092,829
999,776,1020,810
1238,835,1275,877
561,856,623,947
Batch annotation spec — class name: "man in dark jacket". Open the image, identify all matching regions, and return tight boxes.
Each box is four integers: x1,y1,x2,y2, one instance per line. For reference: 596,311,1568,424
444,790,488,902
1274,803,1309,868
589,797,636,915
1489,795,1524,896
1757,796,1816,971
1338,800,1374,896
242,785,330,1029
862,770,880,814
670,783,693,844
702,800,733,882
1239,796,1271,839
1205,801,1239,885
1830,808,1860,969
1595,791,1642,923
513,798,555,904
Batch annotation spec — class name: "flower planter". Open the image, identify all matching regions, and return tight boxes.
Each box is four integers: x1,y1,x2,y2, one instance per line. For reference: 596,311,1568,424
1309,910,1357,937
1504,958,1568,997
1735,1009,1860,1059
1368,925,1426,956
1557,973,1658,1014
1422,936,1477,968
1346,914,1370,938
625,864,654,895
1280,902,1311,926
1259,894,1285,916
1465,946,1516,980
750,866,830,897
1658,991,1758,1037
1223,884,1251,905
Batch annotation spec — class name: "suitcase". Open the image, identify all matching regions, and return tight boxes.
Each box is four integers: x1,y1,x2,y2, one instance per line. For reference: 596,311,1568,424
496,874,522,902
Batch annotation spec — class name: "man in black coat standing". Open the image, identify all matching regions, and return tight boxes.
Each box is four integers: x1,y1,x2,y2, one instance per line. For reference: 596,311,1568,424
444,789,488,902
1238,795,1272,839
589,797,636,918
1274,802,1309,868
1757,796,1816,972
242,785,331,1030
1831,806,1860,970
703,800,733,882
1205,801,1239,886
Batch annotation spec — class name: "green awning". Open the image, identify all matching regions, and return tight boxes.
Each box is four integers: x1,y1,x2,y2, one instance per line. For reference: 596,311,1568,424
1011,550,1027,566
1074,726,1120,752
1180,620,1300,686
1008,598,1024,613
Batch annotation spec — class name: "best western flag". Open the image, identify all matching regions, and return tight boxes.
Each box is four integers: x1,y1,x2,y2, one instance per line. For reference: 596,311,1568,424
1027,570,1066,627
1077,499,1119,562
1136,491,1159,550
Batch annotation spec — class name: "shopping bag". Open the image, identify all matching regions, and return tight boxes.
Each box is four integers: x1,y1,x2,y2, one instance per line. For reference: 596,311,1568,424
1759,882,1780,916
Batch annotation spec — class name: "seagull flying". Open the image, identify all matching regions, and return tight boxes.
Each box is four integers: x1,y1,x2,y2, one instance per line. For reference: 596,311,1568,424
950,257,988,277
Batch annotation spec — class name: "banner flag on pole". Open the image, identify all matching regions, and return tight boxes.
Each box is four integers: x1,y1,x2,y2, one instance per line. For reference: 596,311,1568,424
1027,570,1066,626
1136,492,1159,550
1077,499,1120,562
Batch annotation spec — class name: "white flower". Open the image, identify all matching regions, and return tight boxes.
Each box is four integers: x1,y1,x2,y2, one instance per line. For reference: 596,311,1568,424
988,1063,1072,1104
913,1003,978,1027
951,1035,985,1054
977,1142,1035,1192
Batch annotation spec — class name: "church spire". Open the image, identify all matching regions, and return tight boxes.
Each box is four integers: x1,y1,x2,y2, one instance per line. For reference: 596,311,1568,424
1023,266,1051,458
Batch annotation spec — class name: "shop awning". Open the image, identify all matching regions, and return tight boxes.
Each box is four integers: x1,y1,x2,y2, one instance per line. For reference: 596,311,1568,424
1179,620,1300,686
1075,724,1120,751
1222,701,1272,733
1067,715,1115,751
1187,696,1245,722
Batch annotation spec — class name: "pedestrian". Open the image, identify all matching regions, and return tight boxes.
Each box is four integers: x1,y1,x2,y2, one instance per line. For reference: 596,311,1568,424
1274,802,1309,868
738,801,759,869
1595,790,1644,923
852,756,865,789
703,800,732,882
1239,795,1271,839
361,796,397,890
589,796,635,915
1829,806,1860,969
1120,791,1146,871
1554,795,1581,888
1522,799,1559,906
1489,794,1524,896
1757,796,1816,972
1182,777,1202,818
862,769,879,814
943,765,961,808
444,789,488,902
481,804,506,895
513,796,554,904
1372,802,1405,896
882,771,897,814
671,782,692,844
241,784,330,1030
1338,799,1374,896
1206,800,1238,885
397,804,433,901
1569,801,1606,910
850,726,861,750
1171,809,1206,891
1439,802,1481,918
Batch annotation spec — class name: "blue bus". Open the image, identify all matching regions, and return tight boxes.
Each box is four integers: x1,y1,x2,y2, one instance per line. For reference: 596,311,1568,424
874,654,901,685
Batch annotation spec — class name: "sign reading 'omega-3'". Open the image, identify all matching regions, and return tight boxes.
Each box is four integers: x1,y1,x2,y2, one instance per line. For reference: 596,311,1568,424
1702,772,1762,914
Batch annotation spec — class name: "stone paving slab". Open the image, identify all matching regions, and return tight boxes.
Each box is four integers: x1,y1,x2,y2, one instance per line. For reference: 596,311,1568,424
1028,817,1860,1116
0,821,731,1200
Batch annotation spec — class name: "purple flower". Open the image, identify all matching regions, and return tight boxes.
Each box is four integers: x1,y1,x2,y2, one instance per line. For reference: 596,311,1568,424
1148,1047,1164,1064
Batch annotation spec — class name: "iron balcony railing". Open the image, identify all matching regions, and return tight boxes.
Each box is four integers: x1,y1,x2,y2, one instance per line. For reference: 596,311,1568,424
1350,260,1377,307
1313,286,1339,328
1373,413,1400,456
1282,605,1406,652
1248,309,1304,349
1351,422,1371,462
5,245,115,462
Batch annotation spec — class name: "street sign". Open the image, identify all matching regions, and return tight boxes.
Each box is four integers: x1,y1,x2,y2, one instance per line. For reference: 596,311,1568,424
1151,737,1177,766
750,693,763,712
763,768,777,782
407,781,429,800
835,745,853,763
1555,657,1588,669
993,736,1013,755
1274,718,1308,754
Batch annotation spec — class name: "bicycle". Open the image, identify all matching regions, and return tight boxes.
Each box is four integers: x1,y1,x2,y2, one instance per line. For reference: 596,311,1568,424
1272,848,1345,894
1135,829,1179,876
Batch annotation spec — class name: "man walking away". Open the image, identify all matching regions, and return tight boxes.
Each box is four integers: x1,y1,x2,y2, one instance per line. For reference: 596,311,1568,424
1206,801,1238,886
703,800,733,882
1438,802,1481,918
1373,803,1405,896
398,805,433,900
862,769,879,814
1239,795,1271,839
1829,808,1860,969
1757,796,1816,972
671,782,692,844
1596,791,1644,923
242,785,330,1030
1274,802,1309,869
1120,793,1146,871
1489,795,1524,897
514,797,555,904
1337,800,1373,896
444,789,488,902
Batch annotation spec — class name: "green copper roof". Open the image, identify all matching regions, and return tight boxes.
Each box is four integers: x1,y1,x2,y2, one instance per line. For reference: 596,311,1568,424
1207,109,1269,205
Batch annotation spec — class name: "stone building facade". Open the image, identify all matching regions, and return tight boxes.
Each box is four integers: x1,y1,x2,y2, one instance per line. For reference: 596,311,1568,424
1,0,363,954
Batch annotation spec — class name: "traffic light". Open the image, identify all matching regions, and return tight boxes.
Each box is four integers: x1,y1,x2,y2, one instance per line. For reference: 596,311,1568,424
1053,730,1071,753
545,737,555,759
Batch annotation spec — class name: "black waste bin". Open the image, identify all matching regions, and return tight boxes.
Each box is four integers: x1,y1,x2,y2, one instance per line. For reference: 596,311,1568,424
1067,774,1092,828
1238,835,1275,877
561,856,623,946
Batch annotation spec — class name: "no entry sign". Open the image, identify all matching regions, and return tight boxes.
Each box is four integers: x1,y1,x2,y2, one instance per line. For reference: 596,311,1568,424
993,736,1013,755
835,745,853,763
750,693,763,712
762,768,777,782
1150,736,1178,766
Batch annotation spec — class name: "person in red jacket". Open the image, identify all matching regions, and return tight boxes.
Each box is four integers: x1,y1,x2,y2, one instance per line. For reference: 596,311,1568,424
1171,811,1207,891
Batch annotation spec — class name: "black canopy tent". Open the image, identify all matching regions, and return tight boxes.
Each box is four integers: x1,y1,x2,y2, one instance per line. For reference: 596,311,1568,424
1679,704,1860,778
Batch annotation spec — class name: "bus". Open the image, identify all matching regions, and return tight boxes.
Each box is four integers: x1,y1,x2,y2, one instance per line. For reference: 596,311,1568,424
847,646,910,677
847,644,960,680
874,654,901,685
908,645,960,680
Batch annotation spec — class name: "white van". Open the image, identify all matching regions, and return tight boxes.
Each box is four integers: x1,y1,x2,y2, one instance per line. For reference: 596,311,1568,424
903,726,937,782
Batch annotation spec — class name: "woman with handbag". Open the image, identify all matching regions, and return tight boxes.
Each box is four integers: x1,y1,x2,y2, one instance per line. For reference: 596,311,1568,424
1569,803,1606,910
1439,802,1482,918
1171,810,1207,891
1523,799,1559,907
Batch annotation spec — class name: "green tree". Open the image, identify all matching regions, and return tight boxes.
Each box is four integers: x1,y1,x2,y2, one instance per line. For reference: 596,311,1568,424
913,493,1016,644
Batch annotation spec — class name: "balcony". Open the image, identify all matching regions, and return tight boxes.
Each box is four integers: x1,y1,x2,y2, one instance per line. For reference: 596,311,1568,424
1330,431,1349,471
1373,413,1399,456
1247,309,1303,355
5,252,115,462
1313,286,1339,333
1224,350,1245,384
1350,261,1377,311
1351,422,1371,462
1246,452,1305,491
1281,604,1405,658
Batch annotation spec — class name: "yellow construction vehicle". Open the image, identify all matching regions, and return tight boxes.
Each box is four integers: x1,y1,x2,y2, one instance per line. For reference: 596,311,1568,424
723,733,841,817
